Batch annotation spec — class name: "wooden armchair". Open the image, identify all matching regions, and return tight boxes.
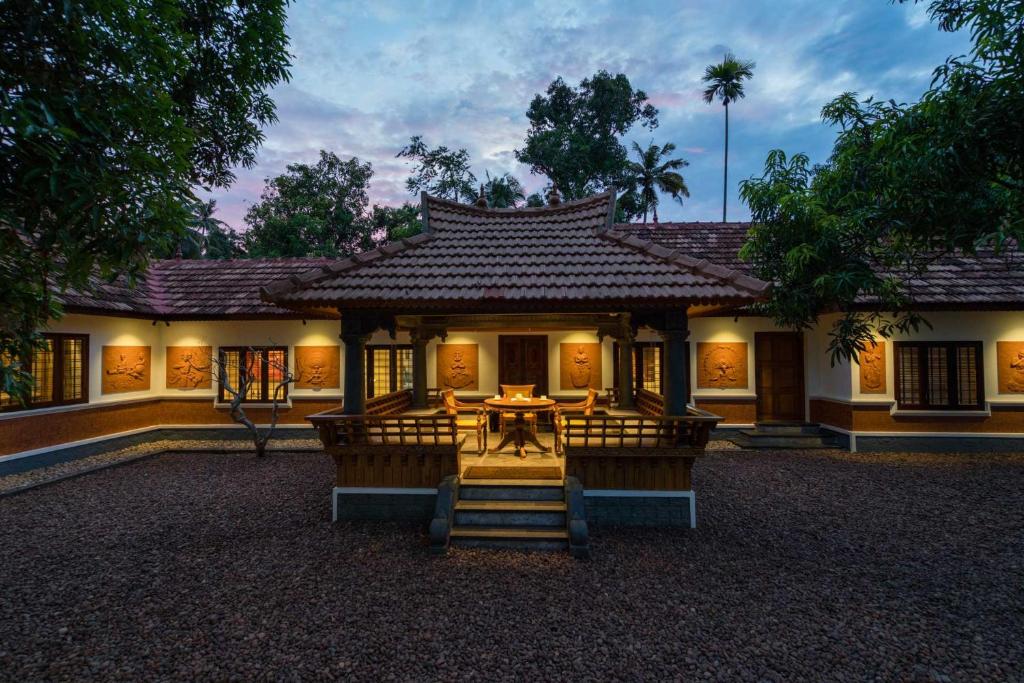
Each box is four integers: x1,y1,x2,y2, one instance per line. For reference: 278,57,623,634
553,389,600,455
440,389,487,453
498,383,537,435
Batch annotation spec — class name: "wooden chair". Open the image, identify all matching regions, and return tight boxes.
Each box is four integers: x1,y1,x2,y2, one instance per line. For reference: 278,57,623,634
553,389,600,455
498,384,537,435
440,389,488,453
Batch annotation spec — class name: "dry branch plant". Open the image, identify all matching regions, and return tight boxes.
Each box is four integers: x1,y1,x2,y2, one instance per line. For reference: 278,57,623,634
212,347,294,457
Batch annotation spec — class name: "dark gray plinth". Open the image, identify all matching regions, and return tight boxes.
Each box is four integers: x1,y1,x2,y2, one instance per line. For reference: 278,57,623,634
583,490,695,528
332,488,438,522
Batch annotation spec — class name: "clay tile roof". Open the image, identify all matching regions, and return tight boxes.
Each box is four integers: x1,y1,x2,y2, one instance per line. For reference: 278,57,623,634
619,222,1024,308
60,258,335,319
262,192,770,313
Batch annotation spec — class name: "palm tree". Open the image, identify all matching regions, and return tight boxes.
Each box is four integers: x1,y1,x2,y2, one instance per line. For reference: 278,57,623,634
624,141,690,223
483,171,526,208
702,53,755,221
191,199,225,240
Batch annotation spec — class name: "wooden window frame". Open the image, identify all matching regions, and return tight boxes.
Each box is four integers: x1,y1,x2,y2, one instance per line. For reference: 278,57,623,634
217,346,289,404
365,344,413,398
894,341,984,410
1,333,90,412
612,341,666,395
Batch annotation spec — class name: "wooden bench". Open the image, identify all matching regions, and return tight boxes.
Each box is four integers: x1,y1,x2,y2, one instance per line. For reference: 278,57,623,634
365,389,413,415
561,408,722,491
307,411,464,488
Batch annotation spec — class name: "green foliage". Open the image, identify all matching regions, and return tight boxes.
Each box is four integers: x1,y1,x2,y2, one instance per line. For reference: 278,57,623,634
620,141,689,223
204,221,245,259
525,193,545,208
701,53,756,106
397,135,477,202
367,203,422,242
483,172,526,208
0,0,291,402
244,151,375,257
741,0,1023,363
516,71,658,200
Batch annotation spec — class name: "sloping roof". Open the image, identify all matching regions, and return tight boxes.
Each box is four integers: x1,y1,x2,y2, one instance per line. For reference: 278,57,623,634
261,193,770,313
61,258,334,319
618,222,1024,307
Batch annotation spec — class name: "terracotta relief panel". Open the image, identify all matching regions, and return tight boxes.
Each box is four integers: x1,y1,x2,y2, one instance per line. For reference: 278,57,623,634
165,346,213,390
559,343,602,390
858,341,887,394
295,346,341,390
102,346,151,394
696,342,748,389
997,342,1024,393
436,344,479,391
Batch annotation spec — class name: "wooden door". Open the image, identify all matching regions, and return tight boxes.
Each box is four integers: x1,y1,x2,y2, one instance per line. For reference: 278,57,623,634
498,335,548,396
755,332,805,422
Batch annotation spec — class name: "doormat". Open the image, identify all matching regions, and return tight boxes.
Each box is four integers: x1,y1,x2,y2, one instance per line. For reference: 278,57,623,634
463,466,563,480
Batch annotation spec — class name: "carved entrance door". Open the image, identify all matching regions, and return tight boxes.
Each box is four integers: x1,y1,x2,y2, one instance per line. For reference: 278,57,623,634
498,335,549,396
755,332,805,422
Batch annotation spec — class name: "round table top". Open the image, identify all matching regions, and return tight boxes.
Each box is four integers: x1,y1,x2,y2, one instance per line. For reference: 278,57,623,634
483,397,556,411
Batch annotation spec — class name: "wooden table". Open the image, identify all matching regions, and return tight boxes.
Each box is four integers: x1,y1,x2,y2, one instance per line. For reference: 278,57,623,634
483,397,556,458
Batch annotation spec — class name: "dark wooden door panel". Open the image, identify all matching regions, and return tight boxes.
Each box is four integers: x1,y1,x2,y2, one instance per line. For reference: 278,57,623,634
498,335,549,395
755,332,805,422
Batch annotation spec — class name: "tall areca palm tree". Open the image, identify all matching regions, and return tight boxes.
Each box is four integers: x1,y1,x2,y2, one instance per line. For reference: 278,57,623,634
624,141,690,223
702,53,755,221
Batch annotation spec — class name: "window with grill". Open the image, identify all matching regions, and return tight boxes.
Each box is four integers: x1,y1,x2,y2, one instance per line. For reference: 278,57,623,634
894,341,983,410
1,334,89,411
218,347,289,403
613,341,666,395
366,345,413,397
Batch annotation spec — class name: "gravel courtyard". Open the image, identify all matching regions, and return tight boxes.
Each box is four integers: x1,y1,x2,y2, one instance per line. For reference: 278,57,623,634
1,448,1021,681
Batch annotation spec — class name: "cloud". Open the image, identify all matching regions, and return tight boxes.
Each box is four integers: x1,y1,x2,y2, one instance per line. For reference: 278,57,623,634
207,0,971,229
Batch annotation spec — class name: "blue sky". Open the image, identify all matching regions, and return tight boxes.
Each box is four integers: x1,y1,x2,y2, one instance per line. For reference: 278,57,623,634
208,0,971,230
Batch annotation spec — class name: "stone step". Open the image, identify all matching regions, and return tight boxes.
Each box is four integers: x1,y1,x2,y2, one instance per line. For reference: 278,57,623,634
458,479,565,501
730,433,837,449
454,500,567,528
748,423,823,436
450,526,570,551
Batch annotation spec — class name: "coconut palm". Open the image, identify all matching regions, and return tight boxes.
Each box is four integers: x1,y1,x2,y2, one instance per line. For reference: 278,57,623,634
624,141,690,223
702,53,756,221
483,171,526,208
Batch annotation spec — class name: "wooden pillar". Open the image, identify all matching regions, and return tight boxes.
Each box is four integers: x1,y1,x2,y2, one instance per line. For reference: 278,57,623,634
340,316,373,415
659,309,690,417
617,334,635,409
410,330,430,409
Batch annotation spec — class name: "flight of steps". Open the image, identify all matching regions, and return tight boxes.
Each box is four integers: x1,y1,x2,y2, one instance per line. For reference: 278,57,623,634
450,479,569,551
729,423,838,449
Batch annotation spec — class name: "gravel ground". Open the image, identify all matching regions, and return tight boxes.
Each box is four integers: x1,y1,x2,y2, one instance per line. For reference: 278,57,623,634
0,448,1021,681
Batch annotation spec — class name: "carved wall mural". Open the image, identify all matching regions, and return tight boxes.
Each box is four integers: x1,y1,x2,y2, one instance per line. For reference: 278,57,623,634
102,346,151,394
696,342,748,389
997,342,1024,393
295,346,341,390
436,344,479,391
858,341,887,394
559,343,602,390
166,346,212,390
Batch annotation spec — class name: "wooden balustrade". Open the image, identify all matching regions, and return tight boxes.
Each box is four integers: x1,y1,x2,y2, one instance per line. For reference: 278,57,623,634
307,411,463,488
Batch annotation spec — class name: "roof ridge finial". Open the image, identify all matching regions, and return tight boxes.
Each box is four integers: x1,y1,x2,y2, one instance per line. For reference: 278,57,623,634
475,184,488,208
547,182,561,206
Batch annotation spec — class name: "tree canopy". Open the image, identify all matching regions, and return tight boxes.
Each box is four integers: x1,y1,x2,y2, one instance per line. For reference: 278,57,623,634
1,0,291,401
397,136,477,202
620,141,690,223
741,0,1023,363
244,151,375,258
516,71,659,200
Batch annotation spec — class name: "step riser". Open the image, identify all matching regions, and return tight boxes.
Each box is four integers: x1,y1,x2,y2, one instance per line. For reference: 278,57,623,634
750,425,823,435
451,538,569,551
459,486,564,501
455,511,567,527
732,436,836,449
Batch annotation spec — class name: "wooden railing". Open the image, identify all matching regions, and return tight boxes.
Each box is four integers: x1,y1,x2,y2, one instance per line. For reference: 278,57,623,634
307,411,463,488
561,407,722,491
634,388,664,416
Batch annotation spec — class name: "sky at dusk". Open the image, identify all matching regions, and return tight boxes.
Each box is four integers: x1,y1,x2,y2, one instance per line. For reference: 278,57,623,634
207,0,971,231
